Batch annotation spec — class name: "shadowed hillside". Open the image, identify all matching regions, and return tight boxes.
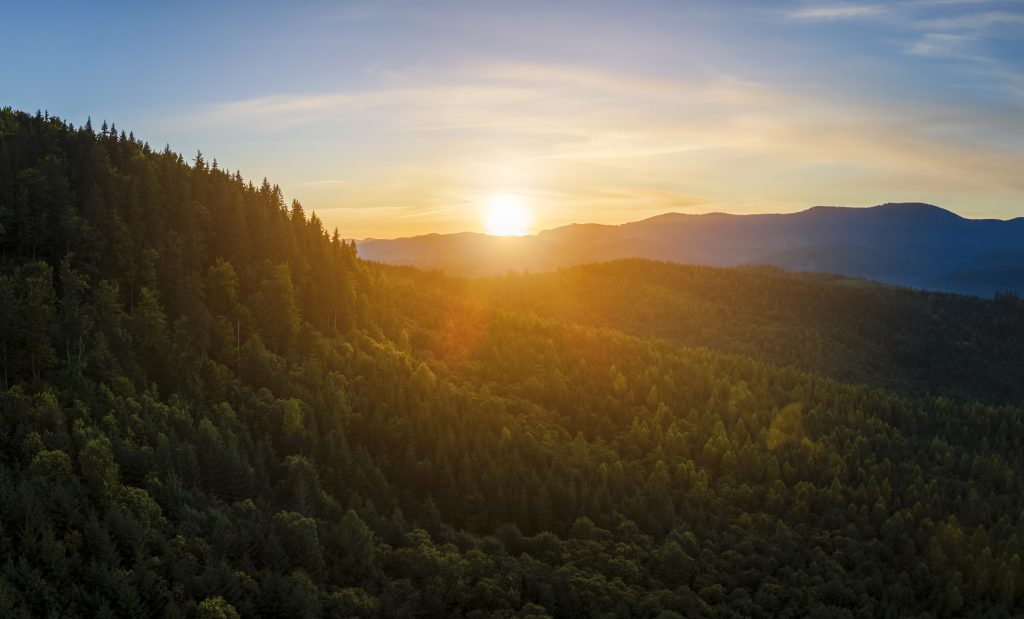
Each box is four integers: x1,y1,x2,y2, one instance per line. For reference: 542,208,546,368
468,260,1024,404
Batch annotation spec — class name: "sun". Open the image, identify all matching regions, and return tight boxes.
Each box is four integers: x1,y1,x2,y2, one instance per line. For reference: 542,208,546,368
482,193,531,236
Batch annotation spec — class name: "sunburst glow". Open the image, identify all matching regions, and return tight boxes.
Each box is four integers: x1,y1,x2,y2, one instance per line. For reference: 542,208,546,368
482,194,531,236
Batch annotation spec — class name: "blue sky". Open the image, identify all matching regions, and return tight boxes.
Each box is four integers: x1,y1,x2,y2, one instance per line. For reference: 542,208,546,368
3,0,1023,237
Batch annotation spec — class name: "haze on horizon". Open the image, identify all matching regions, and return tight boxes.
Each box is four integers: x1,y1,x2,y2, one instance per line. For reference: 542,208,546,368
3,0,1023,238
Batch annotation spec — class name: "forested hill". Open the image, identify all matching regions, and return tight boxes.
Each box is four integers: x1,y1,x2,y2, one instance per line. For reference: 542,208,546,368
470,261,1024,404
2,107,1024,617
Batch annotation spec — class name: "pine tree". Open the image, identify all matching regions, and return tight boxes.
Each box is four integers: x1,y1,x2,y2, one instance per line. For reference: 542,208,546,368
58,255,93,374
254,263,300,354
18,261,57,382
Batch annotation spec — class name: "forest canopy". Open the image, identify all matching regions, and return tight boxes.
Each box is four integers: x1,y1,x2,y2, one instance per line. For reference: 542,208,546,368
1,107,1022,617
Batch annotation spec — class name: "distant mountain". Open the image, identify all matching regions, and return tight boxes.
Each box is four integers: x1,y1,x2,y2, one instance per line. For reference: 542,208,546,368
357,203,1024,296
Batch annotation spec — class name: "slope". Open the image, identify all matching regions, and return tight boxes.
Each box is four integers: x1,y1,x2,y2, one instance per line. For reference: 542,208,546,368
1,108,1023,617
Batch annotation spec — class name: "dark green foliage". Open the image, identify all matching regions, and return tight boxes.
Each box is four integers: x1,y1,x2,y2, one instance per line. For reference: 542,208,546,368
471,260,1024,404
0,106,1022,617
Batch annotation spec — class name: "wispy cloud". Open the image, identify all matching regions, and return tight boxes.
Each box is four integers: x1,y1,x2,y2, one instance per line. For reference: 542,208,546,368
907,0,1024,6
908,32,977,56
298,179,351,187
187,57,1024,236
922,9,1024,29
896,4,1024,92
787,4,888,20
783,1,1024,66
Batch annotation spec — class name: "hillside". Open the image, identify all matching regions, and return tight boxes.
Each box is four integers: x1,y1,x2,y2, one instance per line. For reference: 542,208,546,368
358,203,1024,297
1,108,1023,617
469,261,1024,404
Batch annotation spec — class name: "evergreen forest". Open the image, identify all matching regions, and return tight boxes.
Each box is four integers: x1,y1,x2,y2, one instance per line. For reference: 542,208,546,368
2,108,1023,617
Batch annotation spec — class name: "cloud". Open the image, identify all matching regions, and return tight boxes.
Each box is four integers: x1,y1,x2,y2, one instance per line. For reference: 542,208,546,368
898,6,1024,91
186,60,1024,236
922,9,1024,29
908,32,976,55
183,85,551,136
907,0,1024,6
786,4,887,20
298,179,351,187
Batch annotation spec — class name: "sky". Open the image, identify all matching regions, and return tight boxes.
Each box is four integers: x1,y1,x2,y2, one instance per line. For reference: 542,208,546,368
3,0,1023,238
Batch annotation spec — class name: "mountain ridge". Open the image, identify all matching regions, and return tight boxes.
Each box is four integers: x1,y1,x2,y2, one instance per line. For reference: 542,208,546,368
358,202,1024,295
363,203,1001,244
